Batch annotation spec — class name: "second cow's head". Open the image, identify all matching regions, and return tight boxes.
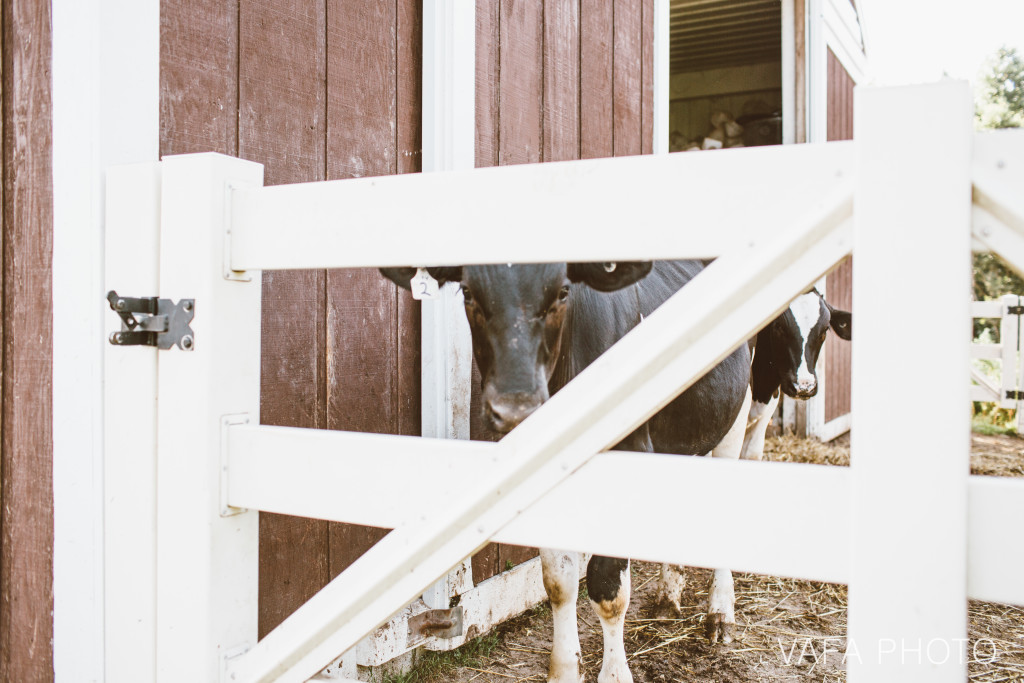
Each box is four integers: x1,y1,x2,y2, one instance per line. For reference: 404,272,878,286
766,291,852,399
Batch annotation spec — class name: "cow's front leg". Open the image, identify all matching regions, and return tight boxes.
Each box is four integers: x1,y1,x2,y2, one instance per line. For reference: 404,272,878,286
703,386,750,643
705,568,736,644
540,549,583,683
740,392,780,460
588,556,633,683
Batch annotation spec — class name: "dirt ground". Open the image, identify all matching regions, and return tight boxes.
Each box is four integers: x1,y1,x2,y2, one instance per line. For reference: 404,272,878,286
402,433,1024,683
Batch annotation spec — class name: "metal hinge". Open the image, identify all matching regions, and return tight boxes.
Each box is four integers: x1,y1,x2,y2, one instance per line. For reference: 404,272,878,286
408,607,464,641
1007,390,1024,401
1007,305,1024,315
107,290,196,350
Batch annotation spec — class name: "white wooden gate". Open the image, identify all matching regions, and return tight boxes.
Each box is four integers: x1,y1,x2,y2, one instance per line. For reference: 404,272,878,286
971,294,1024,432
104,81,1024,683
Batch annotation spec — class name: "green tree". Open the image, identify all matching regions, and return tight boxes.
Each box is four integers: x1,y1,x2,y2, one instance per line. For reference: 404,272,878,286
975,46,1024,130
973,46,1024,316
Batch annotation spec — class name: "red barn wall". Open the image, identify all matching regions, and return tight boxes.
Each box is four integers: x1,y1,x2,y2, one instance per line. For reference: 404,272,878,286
825,47,854,424
160,0,653,636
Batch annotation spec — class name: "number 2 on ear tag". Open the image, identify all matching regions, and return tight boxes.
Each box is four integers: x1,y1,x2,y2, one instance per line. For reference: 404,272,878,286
410,268,439,300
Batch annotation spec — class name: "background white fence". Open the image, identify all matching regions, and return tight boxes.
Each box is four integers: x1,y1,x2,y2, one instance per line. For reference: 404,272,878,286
103,81,1024,683
971,295,1024,432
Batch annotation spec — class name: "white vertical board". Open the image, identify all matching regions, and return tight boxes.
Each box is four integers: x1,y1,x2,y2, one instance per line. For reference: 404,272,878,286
53,0,161,679
420,0,475,614
156,154,264,681
999,294,1020,409
103,163,161,683
849,82,973,682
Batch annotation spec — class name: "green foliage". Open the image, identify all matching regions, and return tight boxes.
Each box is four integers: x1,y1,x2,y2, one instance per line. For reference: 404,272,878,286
975,46,1024,130
972,407,1018,436
376,632,502,683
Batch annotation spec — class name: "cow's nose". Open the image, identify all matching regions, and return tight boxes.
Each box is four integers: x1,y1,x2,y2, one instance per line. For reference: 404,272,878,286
485,394,542,433
794,379,817,398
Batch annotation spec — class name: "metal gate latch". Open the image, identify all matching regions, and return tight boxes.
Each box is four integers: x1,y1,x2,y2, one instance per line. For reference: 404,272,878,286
408,607,464,641
106,290,196,350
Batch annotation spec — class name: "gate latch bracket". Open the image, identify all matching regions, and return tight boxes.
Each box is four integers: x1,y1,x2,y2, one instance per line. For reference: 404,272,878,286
408,607,464,641
1007,305,1024,315
107,290,195,351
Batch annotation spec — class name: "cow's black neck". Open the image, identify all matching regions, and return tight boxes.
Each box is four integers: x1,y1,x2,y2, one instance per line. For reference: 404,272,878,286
751,323,782,404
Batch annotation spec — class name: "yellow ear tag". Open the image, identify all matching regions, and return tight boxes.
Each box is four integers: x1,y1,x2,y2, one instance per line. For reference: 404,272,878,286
410,268,440,301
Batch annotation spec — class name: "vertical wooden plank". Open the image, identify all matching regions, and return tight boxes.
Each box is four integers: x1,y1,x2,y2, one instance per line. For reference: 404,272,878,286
475,0,500,169
160,0,238,156
613,0,642,157
825,48,853,425
0,0,54,680
640,0,654,155
581,0,613,159
794,0,807,144
397,0,423,439
499,0,543,166
325,0,403,577
543,0,580,162
238,0,331,640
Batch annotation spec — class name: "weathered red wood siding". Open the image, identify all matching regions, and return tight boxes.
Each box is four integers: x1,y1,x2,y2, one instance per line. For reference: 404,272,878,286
161,0,421,637
161,0,652,630
0,1,55,680
470,0,655,583
825,48,853,424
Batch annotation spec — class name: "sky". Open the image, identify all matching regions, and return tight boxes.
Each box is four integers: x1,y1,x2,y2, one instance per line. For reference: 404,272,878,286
858,0,1024,86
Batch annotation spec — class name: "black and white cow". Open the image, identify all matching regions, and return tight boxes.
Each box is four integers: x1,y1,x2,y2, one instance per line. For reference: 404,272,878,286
742,290,852,461
382,261,751,683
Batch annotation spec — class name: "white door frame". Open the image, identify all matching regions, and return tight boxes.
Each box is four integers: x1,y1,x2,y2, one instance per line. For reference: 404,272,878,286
51,1,161,681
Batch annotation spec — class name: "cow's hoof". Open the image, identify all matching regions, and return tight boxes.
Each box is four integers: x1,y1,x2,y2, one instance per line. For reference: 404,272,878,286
547,674,583,683
547,657,583,683
704,613,734,645
597,665,634,683
652,595,683,618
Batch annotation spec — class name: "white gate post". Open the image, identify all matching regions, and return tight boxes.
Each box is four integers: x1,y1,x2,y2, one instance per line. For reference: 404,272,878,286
156,153,264,681
849,82,972,681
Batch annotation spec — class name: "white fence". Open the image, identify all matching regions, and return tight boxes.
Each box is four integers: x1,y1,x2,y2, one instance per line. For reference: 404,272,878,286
971,295,1024,432
103,82,1024,683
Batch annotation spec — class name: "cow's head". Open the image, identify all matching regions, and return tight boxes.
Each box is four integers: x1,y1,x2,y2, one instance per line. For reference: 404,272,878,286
767,291,852,399
381,262,651,433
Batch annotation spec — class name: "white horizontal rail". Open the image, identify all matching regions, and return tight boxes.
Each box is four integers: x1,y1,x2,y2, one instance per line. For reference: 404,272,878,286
227,425,1024,609
971,300,1004,318
970,344,1001,360
229,141,853,270
967,475,1024,606
227,426,852,583
227,183,853,683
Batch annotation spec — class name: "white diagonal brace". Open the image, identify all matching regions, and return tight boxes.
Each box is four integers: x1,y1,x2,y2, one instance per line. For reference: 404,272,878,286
226,184,854,683
972,129,1024,276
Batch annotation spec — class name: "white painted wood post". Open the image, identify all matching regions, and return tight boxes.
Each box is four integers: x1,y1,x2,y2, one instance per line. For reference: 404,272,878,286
155,153,264,681
420,0,475,613
103,163,161,683
999,294,1020,410
849,81,973,682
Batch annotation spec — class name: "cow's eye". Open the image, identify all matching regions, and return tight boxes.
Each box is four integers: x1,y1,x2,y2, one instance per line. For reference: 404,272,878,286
557,285,570,302
460,285,474,305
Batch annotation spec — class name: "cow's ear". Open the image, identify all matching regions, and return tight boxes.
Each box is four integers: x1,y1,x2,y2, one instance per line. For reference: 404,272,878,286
379,267,418,290
827,306,852,340
567,261,652,292
426,266,463,285
380,266,463,290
